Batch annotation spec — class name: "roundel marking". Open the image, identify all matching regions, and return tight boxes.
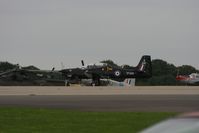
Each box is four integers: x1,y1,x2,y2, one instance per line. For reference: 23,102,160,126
114,70,121,77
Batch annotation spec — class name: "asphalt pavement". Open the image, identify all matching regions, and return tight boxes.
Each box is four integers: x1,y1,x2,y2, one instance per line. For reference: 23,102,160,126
0,86,199,112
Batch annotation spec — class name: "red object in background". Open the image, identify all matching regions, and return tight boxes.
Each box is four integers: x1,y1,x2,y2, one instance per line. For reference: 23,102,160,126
176,75,189,81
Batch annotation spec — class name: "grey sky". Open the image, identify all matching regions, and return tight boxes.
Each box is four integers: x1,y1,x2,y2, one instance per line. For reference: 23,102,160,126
0,0,199,69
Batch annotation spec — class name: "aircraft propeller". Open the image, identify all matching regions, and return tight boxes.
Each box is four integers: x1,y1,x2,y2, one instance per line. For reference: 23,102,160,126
81,60,85,67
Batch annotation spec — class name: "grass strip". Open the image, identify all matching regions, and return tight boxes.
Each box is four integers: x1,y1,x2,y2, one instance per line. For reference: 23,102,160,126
0,107,177,133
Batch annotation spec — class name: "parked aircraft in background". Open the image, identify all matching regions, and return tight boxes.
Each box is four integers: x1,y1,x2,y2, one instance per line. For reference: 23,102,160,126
61,55,152,86
0,66,65,86
176,73,199,85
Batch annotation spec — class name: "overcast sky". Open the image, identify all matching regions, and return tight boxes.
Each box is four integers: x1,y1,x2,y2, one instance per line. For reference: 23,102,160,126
0,0,199,69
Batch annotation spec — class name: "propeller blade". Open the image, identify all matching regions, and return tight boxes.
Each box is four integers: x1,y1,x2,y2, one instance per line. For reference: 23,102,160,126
81,60,85,67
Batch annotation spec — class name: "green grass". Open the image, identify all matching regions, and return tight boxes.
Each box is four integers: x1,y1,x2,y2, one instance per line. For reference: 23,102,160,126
0,107,177,133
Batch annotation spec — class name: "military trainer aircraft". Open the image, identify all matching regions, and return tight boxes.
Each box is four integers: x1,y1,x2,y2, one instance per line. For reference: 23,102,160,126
60,55,152,86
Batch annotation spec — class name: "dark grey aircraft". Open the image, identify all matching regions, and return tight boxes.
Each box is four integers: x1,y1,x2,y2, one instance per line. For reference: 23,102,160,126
61,55,152,86
0,66,65,86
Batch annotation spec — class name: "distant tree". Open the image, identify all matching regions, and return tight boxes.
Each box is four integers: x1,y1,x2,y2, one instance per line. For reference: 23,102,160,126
152,59,177,76
136,59,177,86
177,65,199,75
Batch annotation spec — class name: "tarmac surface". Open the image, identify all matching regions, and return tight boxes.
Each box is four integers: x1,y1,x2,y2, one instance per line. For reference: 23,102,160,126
0,86,199,112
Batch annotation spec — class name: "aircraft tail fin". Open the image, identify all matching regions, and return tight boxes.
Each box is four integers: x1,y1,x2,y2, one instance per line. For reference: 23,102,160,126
136,55,152,78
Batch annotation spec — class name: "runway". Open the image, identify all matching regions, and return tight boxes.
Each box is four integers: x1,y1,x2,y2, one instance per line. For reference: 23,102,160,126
0,95,199,112
0,86,199,112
